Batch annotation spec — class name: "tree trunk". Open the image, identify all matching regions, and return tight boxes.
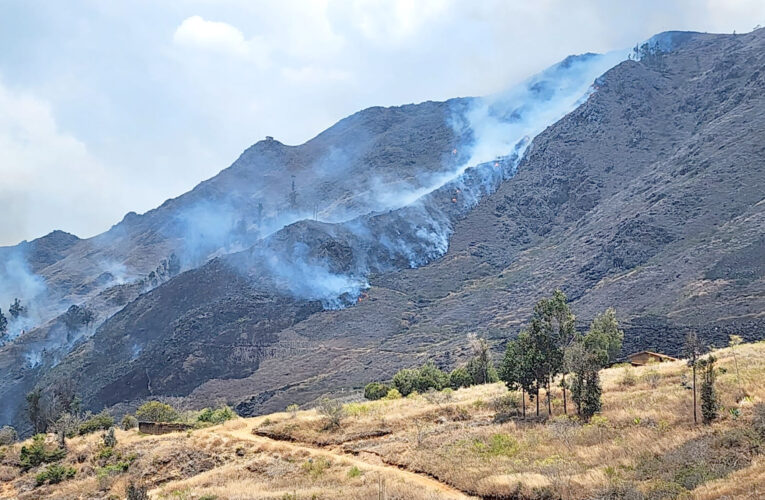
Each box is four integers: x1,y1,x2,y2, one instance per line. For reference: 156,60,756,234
547,377,552,416
536,389,540,417
522,389,526,419
562,373,568,415
692,364,697,424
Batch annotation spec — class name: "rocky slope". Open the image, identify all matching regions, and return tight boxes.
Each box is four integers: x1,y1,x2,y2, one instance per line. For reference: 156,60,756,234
2,29,764,431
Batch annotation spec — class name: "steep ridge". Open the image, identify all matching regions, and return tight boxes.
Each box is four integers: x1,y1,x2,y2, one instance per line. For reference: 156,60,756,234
3,30,764,430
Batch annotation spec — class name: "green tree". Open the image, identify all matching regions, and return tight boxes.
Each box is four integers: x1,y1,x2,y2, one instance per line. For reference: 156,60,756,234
26,389,46,434
699,355,719,424
135,401,178,422
415,362,449,392
579,370,602,419
466,334,498,385
499,338,526,417
583,307,624,367
0,308,7,340
449,366,473,389
392,368,419,396
684,332,705,424
9,298,26,319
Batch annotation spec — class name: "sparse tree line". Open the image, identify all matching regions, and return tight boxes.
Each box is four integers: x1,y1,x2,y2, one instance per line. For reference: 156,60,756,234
363,289,728,425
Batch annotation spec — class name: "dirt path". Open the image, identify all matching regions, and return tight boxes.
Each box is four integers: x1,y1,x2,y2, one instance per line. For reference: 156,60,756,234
221,425,474,499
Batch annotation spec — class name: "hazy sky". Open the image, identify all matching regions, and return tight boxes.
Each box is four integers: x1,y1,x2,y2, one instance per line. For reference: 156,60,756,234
1,0,763,246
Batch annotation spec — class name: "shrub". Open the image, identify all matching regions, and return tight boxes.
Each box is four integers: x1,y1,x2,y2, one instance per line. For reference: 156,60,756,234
347,465,362,478
364,382,390,400
317,398,345,430
35,463,75,486
642,370,662,388
78,411,115,435
0,426,17,445
135,401,178,422
20,434,66,470
198,406,235,424
121,414,138,430
416,362,449,392
392,368,419,396
102,427,117,448
301,456,331,479
491,393,521,420
383,388,402,400
286,404,299,417
344,402,370,417
473,434,520,457
449,367,473,389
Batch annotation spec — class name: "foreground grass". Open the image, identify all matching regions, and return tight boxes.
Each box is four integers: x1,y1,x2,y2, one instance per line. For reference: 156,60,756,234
2,341,764,499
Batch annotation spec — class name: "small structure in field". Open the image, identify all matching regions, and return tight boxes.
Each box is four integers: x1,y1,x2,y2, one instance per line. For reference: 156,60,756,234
627,351,679,367
138,421,194,435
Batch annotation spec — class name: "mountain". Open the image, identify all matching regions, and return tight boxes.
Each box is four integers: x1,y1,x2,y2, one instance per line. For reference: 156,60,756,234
2,29,764,431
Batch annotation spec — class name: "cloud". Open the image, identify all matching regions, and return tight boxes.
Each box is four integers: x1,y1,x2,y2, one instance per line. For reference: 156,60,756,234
0,80,117,244
173,15,250,56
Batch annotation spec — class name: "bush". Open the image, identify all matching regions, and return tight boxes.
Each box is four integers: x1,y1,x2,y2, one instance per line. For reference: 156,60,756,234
35,463,75,486
383,388,402,400
78,411,115,435
135,401,178,422
301,456,331,479
0,426,17,445
121,414,138,430
102,427,117,448
347,465,362,478
642,370,662,388
198,406,235,424
492,393,521,421
364,382,390,400
392,368,419,396
449,367,473,389
416,362,449,392
317,398,345,430
286,404,299,417
20,434,66,470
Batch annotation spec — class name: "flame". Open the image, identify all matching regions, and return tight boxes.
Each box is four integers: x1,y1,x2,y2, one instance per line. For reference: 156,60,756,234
452,148,458,155
357,292,369,303
452,198,457,203
494,162,500,167
455,188,461,193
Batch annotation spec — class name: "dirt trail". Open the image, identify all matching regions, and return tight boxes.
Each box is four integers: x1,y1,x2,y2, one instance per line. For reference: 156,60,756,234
222,425,473,499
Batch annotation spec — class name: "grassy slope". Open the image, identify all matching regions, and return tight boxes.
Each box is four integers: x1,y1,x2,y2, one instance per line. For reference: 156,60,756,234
2,342,765,499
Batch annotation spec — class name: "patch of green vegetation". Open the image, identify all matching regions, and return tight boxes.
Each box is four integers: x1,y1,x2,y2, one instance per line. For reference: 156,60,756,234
20,434,66,470
347,465,362,478
301,456,331,479
197,406,235,424
473,434,520,457
35,463,75,486
343,402,370,417
78,411,115,435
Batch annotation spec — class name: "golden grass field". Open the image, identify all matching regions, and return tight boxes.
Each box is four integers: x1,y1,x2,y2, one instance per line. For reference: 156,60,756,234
2,341,764,499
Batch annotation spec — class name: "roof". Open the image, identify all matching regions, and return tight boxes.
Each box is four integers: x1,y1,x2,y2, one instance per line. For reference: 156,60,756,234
627,350,679,361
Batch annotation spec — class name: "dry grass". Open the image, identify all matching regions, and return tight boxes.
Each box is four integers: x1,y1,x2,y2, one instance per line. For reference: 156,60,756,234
3,341,765,499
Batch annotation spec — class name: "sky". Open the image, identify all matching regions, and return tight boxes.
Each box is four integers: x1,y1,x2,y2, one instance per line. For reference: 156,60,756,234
0,0,763,246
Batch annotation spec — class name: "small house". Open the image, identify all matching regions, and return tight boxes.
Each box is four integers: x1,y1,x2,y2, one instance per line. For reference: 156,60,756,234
627,351,679,367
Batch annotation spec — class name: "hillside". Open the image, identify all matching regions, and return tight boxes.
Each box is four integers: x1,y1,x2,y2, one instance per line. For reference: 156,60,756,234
2,341,764,499
1,29,764,432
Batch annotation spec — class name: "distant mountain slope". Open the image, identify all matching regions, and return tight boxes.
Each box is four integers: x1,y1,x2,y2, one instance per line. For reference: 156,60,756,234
3,29,764,431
